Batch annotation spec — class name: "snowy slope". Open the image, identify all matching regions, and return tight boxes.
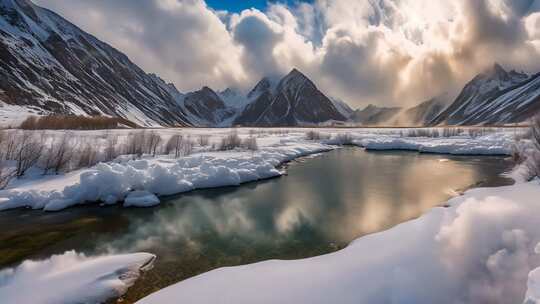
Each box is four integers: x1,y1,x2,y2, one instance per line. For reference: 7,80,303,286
395,94,450,126
349,104,402,125
431,64,539,126
0,0,193,127
234,69,347,126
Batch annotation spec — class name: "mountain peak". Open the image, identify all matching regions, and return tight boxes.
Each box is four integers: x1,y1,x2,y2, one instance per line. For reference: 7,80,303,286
284,68,309,81
493,63,506,75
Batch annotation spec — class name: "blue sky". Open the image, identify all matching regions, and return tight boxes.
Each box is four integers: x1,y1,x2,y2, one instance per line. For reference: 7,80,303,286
205,0,312,12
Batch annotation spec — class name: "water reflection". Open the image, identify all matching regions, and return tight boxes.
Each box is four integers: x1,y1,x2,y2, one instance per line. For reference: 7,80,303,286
95,149,513,264
0,148,513,303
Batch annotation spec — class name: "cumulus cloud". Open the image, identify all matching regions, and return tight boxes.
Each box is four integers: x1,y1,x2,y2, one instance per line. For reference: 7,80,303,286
34,0,540,108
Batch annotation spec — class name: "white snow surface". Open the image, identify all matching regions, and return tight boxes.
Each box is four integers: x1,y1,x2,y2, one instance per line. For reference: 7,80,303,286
137,181,540,304
0,251,155,304
124,190,160,207
0,128,520,211
358,132,512,155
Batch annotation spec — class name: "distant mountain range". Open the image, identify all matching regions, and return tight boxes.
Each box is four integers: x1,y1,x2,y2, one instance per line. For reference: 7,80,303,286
1,0,540,127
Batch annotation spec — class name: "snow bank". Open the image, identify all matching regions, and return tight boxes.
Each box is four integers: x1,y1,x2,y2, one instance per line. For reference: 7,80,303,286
0,142,332,211
136,181,540,304
358,133,513,155
0,251,155,304
124,190,160,207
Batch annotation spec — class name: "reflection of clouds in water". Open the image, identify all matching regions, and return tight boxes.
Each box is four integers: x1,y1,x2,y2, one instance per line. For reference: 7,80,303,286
103,197,259,253
98,150,510,258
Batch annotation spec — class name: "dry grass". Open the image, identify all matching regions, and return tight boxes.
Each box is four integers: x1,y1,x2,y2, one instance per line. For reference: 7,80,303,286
20,115,138,130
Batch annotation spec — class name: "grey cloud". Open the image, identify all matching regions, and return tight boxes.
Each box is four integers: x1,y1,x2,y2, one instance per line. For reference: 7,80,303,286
232,12,284,79
33,0,540,109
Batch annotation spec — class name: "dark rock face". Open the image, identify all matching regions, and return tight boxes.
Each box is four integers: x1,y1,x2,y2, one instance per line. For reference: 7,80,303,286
234,69,346,126
0,0,192,126
430,64,540,126
182,87,235,126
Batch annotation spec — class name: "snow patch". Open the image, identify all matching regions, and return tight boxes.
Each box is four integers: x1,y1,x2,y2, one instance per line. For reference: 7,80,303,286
0,251,155,304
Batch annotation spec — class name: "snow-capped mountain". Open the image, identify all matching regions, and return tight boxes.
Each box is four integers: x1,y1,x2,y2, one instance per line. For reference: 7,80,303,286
218,88,249,110
0,0,193,127
430,64,540,125
330,97,354,118
179,86,235,126
349,104,402,126
234,69,347,126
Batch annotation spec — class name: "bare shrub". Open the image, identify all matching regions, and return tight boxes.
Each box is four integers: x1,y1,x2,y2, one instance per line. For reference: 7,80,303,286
0,130,16,188
198,135,210,147
404,129,440,138
77,141,98,169
468,128,495,139
124,131,147,158
165,134,194,157
41,133,77,175
218,130,242,151
146,131,162,156
242,136,258,151
14,131,44,177
0,164,15,189
305,130,330,140
442,127,464,138
333,133,354,145
104,133,119,162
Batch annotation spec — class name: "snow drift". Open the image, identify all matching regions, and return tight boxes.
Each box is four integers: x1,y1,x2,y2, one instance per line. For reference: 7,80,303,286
0,251,155,304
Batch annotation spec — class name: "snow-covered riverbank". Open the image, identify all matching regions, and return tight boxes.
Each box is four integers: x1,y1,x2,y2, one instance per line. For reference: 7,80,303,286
0,128,519,212
1,127,539,304
136,180,540,304
0,251,155,304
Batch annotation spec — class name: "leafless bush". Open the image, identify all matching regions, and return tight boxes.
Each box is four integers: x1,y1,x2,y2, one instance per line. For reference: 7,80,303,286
165,134,193,158
77,141,98,169
198,135,210,147
124,131,147,158
0,164,15,189
0,130,15,187
218,130,242,151
14,131,44,177
468,128,495,139
41,133,77,175
242,136,258,151
104,133,119,162
333,133,354,145
403,129,440,138
305,130,330,140
442,127,464,138
146,131,162,156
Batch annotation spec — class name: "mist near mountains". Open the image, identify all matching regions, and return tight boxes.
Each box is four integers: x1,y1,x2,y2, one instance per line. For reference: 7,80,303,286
34,0,540,108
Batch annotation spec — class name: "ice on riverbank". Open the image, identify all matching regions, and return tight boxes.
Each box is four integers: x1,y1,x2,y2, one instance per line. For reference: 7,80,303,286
0,251,155,304
136,181,540,304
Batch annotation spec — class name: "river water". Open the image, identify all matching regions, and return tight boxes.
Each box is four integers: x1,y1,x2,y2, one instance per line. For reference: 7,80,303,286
0,148,514,303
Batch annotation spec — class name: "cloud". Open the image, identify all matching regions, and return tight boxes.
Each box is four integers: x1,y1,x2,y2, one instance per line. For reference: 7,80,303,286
34,0,540,108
